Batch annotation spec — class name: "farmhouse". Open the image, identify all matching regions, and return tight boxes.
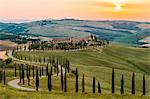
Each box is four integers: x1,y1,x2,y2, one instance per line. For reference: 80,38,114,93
51,34,97,44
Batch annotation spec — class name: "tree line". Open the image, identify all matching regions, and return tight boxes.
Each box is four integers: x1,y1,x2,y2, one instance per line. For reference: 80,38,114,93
1,64,146,95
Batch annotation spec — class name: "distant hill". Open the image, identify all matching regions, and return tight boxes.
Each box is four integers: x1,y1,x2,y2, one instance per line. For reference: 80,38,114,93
0,19,150,46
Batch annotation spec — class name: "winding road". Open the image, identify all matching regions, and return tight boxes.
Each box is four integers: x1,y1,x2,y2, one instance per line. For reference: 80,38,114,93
7,50,65,91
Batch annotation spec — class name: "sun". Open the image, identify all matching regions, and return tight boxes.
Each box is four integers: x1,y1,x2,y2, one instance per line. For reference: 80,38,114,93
108,0,124,12
115,3,122,12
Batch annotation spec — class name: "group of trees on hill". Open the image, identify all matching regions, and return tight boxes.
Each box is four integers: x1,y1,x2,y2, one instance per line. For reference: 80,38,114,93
14,38,109,51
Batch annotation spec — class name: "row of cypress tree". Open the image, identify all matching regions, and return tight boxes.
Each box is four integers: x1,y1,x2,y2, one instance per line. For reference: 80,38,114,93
13,53,70,74
3,60,146,95
111,68,146,95
14,64,146,95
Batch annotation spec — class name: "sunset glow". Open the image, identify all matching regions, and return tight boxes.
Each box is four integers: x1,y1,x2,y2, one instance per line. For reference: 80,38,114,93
0,0,149,21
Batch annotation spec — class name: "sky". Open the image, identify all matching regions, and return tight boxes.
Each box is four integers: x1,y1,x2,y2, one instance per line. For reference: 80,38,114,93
0,0,149,21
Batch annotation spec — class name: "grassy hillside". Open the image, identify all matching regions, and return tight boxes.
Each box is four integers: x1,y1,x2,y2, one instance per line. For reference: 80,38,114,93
0,44,150,99
13,45,150,96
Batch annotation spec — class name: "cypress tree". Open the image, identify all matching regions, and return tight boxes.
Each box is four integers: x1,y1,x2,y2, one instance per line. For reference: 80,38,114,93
121,74,124,94
3,67,6,85
26,65,29,79
22,64,25,85
36,67,39,91
61,65,63,90
64,69,67,92
40,67,41,78
75,68,78,93
67,60,70,73
143,75,146,95
82,74,85,93
93,77,95,93
112,68,115,94
32,66,35,79
0,69,2,83
15,65,17,77
42,65,44,76
132,72,135,94
25,56,27,61
49,70,52,91
29,66,31,77
47,71,49,90
98,81,101,94
19,66,21,83
56,56,59,65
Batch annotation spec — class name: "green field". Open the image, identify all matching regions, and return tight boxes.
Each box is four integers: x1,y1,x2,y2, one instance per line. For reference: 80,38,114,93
0,44,150,99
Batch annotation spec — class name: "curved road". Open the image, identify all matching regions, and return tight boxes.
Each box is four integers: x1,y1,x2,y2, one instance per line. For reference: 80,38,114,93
7,50,65,91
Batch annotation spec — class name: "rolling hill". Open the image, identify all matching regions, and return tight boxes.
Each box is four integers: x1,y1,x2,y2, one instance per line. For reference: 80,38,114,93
0,19,150,46
13,44,150,98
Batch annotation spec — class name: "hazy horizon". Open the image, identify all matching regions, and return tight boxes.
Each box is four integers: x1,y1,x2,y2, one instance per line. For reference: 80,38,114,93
0,18,149,24
0,0,149,22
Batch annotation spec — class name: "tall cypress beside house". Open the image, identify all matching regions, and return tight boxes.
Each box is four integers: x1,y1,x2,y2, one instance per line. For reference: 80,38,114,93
36,67,39,91
61,65,63,90
75,68,78,93
64,69,67,92
132,72,135,94
15,65,17,77
98,81,101,94
143,75,146,95
32,66,35,79
121,74,124,94
112,68,115,94
93,77,95,93
82,74,85,93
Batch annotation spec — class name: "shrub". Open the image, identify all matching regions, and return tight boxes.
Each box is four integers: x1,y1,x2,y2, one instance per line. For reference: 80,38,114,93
4,58,12,64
